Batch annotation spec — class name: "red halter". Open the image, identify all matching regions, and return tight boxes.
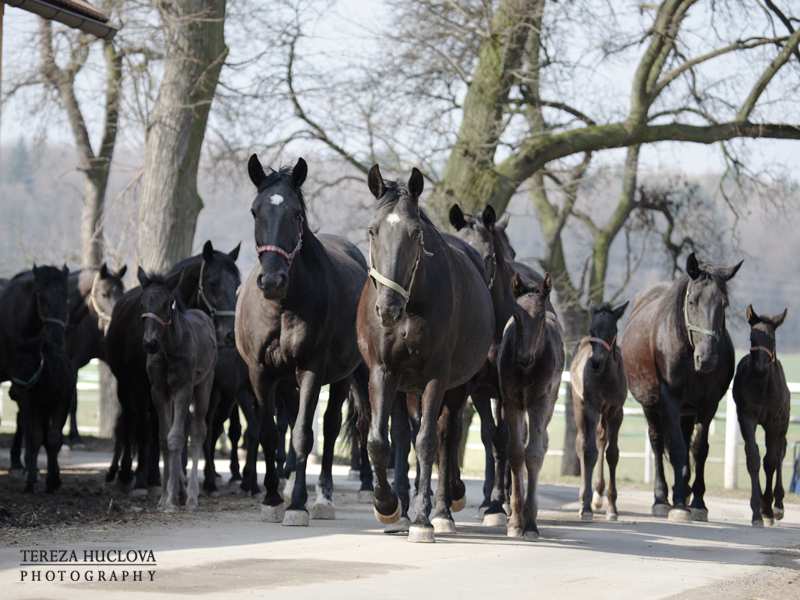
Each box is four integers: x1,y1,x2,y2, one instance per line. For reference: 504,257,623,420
582,335,616,353
256,217,304,266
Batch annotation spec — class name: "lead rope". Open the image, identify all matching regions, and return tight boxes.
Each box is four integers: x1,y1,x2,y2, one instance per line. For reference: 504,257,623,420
683,283,718,348
750,345,776,363
11,352,45,388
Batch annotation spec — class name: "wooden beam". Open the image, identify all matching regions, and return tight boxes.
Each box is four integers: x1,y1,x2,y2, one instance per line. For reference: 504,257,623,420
5,0,117,39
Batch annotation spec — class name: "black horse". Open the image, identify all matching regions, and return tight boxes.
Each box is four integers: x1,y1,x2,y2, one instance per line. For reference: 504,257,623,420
357,165,494,543
236,155,369,526
0,266,72,492
621,253,742,522
139,268,218,511
65,263,127,444
733,304,790,527
570,301,628,521
105,242,241,494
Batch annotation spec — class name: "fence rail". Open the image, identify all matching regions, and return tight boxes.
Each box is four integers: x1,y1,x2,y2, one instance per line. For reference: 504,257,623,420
1,361,798,491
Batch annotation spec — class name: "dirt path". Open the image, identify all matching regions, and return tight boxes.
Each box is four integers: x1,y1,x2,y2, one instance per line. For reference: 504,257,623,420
1,447,799,599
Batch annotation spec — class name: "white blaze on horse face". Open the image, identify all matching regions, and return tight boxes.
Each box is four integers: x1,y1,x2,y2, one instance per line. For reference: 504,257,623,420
270,194,284,206
386,212,401,226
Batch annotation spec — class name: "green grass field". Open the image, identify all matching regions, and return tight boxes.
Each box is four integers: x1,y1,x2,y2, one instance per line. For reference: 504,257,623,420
1,352,798,493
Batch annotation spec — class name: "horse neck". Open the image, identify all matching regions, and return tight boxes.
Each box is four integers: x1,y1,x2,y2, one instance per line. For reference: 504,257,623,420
490,239,517,338
163,310,188,358
667,277,692,348
282,225,327,308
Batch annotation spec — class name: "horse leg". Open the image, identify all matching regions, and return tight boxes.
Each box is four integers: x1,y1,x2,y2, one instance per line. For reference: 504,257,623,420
576,402,598,521
153,390,172,510
203,387,222,494
483,398,509,526
593,416,607,512
368,367,400,525
351,363,374,495
237,385,260,494
447,389,467,514
21,399,40,492
660,384,690,521
164,388,190,511
409,377,447,543
11,411,24,470
132,395,152,495
688,417,711,521
522,399,550,538
228,399,243,482
187,377,212,510
147,408,162,489
44,387,69,493
250,372,282,518
105,416,122,483
773,434,787,521
310,378,348,519
504,402,526,537
604,409,622,520
680,415,694,500
472,390,496,512
739,417,764,526
431,400,453,533
387,391,411,532
67,383,82,445
761,426,781,525
642,403,670,516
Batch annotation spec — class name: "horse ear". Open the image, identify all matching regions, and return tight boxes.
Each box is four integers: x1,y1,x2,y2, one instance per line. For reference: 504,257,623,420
292,157,308,188
449,204,466,231
116,265,128,279
746,304,759,326
63,264,69,277
368,164,385,199
772,308,788,328
511,273,525,297
541,272,552,297
408,168,424,199
137,266,150,288
248,154,266,188
686,253,701,280
482,205,496,229
99,263,110,278
228,242,241,261
719,259,743,281
497,214,510,231
202,240,214,262
613,300,629,321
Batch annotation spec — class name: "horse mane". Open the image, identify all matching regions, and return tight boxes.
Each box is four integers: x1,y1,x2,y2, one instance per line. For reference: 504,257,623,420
256,166,307,215
592,302,616,315
141,271,187,311
377,179,436,228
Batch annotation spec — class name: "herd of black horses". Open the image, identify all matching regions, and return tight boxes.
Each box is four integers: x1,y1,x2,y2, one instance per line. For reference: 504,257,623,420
0,155,791,540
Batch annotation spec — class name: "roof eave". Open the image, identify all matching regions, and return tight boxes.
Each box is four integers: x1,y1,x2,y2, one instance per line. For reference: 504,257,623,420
5,0,118,40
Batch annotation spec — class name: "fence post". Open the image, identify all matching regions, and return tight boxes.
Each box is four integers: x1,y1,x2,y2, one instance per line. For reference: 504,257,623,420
724,388,738,490
643,431,652,484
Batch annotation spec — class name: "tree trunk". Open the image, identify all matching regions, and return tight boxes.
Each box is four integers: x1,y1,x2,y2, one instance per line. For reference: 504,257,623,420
97,364,118,438
81,174,107,268
137,0,228,272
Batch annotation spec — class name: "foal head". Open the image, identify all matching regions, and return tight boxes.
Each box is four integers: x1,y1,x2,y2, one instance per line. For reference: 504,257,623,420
745,304,787,376
32,264,69,347
683,252,742,374
450,204,500,287
198,240,241,346
138,267,182,355
586,302,628,373
509,272,552,367
366,164,427,327
91,263,127,331
247,154,308,301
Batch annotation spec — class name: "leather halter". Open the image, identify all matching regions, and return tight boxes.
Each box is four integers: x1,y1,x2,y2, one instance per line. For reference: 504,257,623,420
582,335,616,353
12,352,45,388
367,228,431,304
750,345,775,363
89,272,113,329
256,216,304,267
683,283,718,348
141,311,172,328
197,260,236,319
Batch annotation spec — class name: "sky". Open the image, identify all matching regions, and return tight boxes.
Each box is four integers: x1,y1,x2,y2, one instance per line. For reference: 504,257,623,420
0,0,798,179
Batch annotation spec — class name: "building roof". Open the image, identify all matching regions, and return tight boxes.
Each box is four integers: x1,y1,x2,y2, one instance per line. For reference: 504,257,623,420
5,0,118,39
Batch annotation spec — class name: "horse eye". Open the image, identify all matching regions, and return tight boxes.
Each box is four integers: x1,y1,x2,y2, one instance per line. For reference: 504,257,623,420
367,226,377,237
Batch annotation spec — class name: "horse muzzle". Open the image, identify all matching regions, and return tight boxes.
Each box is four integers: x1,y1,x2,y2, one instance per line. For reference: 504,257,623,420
257,271,288,300
375,302,403,328
143,338,160,355
693,349,717,374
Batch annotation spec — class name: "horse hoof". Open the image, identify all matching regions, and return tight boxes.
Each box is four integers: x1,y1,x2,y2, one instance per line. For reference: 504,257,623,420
652,503,671,517
751,519,764,528
384,516,411,534
358,490,374,504
451,495,466,513
407,524,435,543
432,516,456,534
482,511,508,527
507,526,523,538
162,504,178,513
347,469,360,481
373,504,401,525
591,491,604,511
282,509,310,527
260,502,286,523
310,499,336,520
278,478,287,495
524,528,540,540
667,508,691,523
606,512,619,522
476,504,489,519
579,511,593,522
764,517,775,527
503,502,511,514
9,468,24,480
129,487,148,498
774,508,784,521
690,508,708,522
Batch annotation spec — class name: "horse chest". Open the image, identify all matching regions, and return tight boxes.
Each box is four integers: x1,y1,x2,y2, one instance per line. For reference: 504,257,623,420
261,316,313,370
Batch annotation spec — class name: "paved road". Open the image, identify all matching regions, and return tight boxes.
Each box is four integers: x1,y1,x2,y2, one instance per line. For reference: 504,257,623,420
1,448,799,599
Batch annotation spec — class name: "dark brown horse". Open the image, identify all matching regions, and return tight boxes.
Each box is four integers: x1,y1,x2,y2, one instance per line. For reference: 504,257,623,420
497,273,564,538
356,165,494,542
621,253,741,522
236,155,368,526
733,304,790,527
570,301,628,521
